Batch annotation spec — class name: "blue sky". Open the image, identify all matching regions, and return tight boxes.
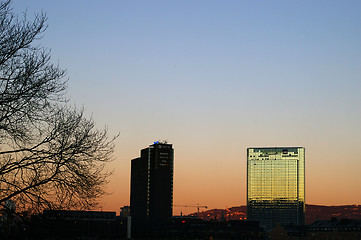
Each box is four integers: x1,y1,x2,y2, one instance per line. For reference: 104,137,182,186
12,0,361,213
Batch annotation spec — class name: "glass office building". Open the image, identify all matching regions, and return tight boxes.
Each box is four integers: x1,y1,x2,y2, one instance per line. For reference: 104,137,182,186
247,147,305,231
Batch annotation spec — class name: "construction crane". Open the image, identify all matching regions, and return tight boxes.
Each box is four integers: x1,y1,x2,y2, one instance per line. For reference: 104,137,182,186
174,203,208,216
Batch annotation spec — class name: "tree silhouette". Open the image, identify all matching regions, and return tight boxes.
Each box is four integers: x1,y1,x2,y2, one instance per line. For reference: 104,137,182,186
0,0,116,214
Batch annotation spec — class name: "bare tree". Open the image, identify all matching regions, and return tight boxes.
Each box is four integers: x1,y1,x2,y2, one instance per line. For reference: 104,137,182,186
0,0,116,214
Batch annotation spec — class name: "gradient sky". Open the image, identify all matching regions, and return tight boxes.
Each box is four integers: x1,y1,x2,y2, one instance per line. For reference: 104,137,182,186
13,0,361,215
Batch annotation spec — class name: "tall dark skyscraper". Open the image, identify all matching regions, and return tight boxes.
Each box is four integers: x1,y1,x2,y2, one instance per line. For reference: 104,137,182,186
247,147,305,231
130,141,174,233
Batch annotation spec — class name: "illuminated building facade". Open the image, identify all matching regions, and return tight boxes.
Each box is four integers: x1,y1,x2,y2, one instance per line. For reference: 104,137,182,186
130,141,174,234
247,147,305,231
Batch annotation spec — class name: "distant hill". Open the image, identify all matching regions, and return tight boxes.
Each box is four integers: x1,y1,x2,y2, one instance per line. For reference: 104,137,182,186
188,204,361,224
306,204,361,224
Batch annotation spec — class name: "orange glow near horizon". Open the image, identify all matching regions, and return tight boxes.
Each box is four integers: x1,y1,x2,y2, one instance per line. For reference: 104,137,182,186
98,141,361,215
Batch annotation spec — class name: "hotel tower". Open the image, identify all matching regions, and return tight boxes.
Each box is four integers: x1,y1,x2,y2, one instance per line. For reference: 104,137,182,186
247,147,305,231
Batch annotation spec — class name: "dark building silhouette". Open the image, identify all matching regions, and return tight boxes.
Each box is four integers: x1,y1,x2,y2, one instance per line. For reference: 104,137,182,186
270,223,306,240
307,218,361,240
163,218,264,240
28,210,129,239
130,141,174,234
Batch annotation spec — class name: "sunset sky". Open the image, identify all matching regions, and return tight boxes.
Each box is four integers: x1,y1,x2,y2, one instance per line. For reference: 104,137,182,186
13,0,361,215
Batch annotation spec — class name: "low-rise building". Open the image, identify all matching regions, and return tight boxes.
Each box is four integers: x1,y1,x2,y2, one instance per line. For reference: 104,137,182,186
307,218,361,240
30,210,129,239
